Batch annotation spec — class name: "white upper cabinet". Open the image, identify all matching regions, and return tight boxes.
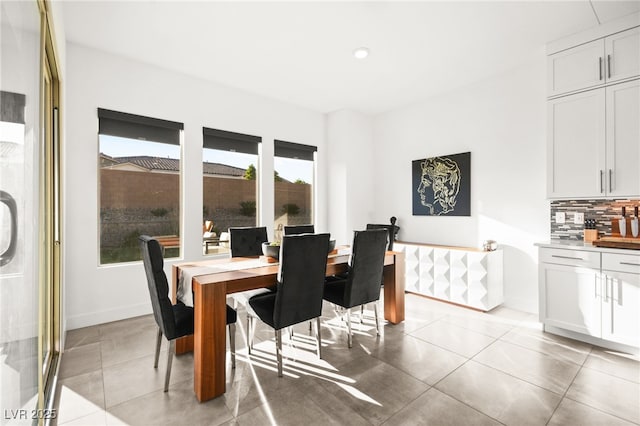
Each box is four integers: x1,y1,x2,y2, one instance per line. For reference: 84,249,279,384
547,89,606,198
547,80,639,199
548,27,640,98
547,18,640,199
606,79,640,197
548,39,605,97
605,27,640,84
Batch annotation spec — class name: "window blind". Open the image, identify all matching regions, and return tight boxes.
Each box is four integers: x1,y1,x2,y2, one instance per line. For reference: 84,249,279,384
98,108,183,145
203,127,261,155
274,140,316,161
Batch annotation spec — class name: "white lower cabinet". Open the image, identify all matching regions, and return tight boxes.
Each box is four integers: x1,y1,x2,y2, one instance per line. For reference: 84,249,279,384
601,253,640,347
540,262,601,336
539,246,640,350
395,242,503,311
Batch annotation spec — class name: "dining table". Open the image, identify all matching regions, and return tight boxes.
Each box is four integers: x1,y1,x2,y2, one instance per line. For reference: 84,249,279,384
171,248,405,402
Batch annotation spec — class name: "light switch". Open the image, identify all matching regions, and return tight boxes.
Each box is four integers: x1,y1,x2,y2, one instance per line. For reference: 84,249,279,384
574,212,584,225
555,212,566,224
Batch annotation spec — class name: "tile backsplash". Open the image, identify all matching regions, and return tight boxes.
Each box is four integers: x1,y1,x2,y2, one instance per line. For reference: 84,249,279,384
550,199,640,240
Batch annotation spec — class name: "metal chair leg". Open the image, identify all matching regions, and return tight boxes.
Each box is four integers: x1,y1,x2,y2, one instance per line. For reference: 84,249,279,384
154,327,162,368
346,308,353,348
374,302,380,336
276,329,283,377
360,304,365,323
229,323,236,369
165,340,175,392
315,317,322,359
247,315,253,355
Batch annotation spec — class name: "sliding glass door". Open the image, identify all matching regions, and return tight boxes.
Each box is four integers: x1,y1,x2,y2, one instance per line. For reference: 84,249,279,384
0,0,61,418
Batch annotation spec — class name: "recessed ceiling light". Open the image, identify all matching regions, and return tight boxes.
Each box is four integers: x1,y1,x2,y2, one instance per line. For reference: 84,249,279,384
353,47,370,59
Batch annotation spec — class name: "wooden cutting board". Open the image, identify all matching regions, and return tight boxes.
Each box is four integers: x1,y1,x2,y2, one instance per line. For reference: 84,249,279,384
592,236,640,250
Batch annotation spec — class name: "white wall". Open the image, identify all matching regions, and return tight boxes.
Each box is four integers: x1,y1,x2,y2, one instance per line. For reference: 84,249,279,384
371,52,549,313
64,44,327,329
326,110,376,245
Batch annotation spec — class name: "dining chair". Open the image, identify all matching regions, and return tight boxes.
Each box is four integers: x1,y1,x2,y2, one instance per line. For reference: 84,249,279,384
246,233,330,377
228,226,273,308
323,229,388,348
283,224,315,235
365,221,398,251
229,226,268,257
139,235,237,392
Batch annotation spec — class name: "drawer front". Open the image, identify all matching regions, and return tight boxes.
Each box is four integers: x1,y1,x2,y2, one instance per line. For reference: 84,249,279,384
602,252,640,274
540,248,600,268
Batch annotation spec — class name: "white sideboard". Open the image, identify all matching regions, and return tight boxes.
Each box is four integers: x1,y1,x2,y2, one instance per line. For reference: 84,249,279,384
394,241,503,311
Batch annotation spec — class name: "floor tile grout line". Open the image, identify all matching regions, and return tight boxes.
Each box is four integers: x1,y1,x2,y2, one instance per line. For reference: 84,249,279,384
544,345,594,425
428,356,506,425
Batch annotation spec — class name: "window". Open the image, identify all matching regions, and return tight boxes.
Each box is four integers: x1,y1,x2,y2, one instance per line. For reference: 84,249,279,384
98,109,183,264
273,140,316,240
202,127,261,255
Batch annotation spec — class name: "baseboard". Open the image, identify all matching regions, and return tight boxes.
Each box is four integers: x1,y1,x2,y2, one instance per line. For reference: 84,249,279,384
66,302,151,330
544,324,639,356
503,295,537,315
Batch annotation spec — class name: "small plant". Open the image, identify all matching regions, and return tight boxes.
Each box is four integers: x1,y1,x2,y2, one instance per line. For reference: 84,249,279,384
239,200,256,216
281,203,300,215
150,207,168,217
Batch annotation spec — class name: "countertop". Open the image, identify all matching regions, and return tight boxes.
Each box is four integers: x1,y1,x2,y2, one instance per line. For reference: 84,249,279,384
536,240,640,255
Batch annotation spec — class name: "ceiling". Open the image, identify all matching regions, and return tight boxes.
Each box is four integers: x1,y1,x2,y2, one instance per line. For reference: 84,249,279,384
61,1,640,115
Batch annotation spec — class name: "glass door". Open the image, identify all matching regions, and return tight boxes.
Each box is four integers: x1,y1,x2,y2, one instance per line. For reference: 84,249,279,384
0,0,61,418
39,0,62,407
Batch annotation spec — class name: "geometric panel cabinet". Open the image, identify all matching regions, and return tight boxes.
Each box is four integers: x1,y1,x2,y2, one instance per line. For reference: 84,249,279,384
395,242,503,311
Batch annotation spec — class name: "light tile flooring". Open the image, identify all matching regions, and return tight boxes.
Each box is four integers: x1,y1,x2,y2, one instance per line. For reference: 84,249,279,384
54,294,640,425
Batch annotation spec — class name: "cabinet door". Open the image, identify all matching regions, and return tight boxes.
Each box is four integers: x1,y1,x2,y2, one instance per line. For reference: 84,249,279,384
547,89,606,198
548,39,605,97
606,79,640,197
540,263,601,337
601,271,640,347
605,27,640,84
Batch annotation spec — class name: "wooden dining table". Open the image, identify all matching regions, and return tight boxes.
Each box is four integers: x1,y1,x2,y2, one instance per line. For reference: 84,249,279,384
171,249,405,402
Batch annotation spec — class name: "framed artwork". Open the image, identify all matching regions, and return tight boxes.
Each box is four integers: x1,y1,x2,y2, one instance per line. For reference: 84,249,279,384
412,151,471,216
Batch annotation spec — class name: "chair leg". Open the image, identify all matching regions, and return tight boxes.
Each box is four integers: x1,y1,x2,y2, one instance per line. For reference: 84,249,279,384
247,315,253,355
374,302,380,336
315,317,322,359
229,323,236,369
346,308,353,348
289,326,294,340
360,304,365,324
154,327,162,368
165,340,175,392
275,329,283,377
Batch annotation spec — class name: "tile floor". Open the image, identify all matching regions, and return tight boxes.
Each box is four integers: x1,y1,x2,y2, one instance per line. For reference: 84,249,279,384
54,294,640,425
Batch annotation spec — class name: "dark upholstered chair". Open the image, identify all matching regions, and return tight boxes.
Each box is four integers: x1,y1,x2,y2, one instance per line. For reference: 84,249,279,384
229,226,273,308
323,229,388,348
247,233,330,377
229,226,268,257
365,224,397,251
283,224,315,235
139,235,237,391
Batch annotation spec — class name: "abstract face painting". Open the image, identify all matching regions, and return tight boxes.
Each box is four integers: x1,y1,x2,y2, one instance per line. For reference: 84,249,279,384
412,152,470,216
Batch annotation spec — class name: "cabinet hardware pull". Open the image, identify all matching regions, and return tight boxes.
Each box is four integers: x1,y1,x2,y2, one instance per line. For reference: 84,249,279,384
600,170,604,193
551,255,583,261
605,276,610,302
599,57,603,80
594,274,598,298
607,54,611,79
620,262,640,266
609,169,613,193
